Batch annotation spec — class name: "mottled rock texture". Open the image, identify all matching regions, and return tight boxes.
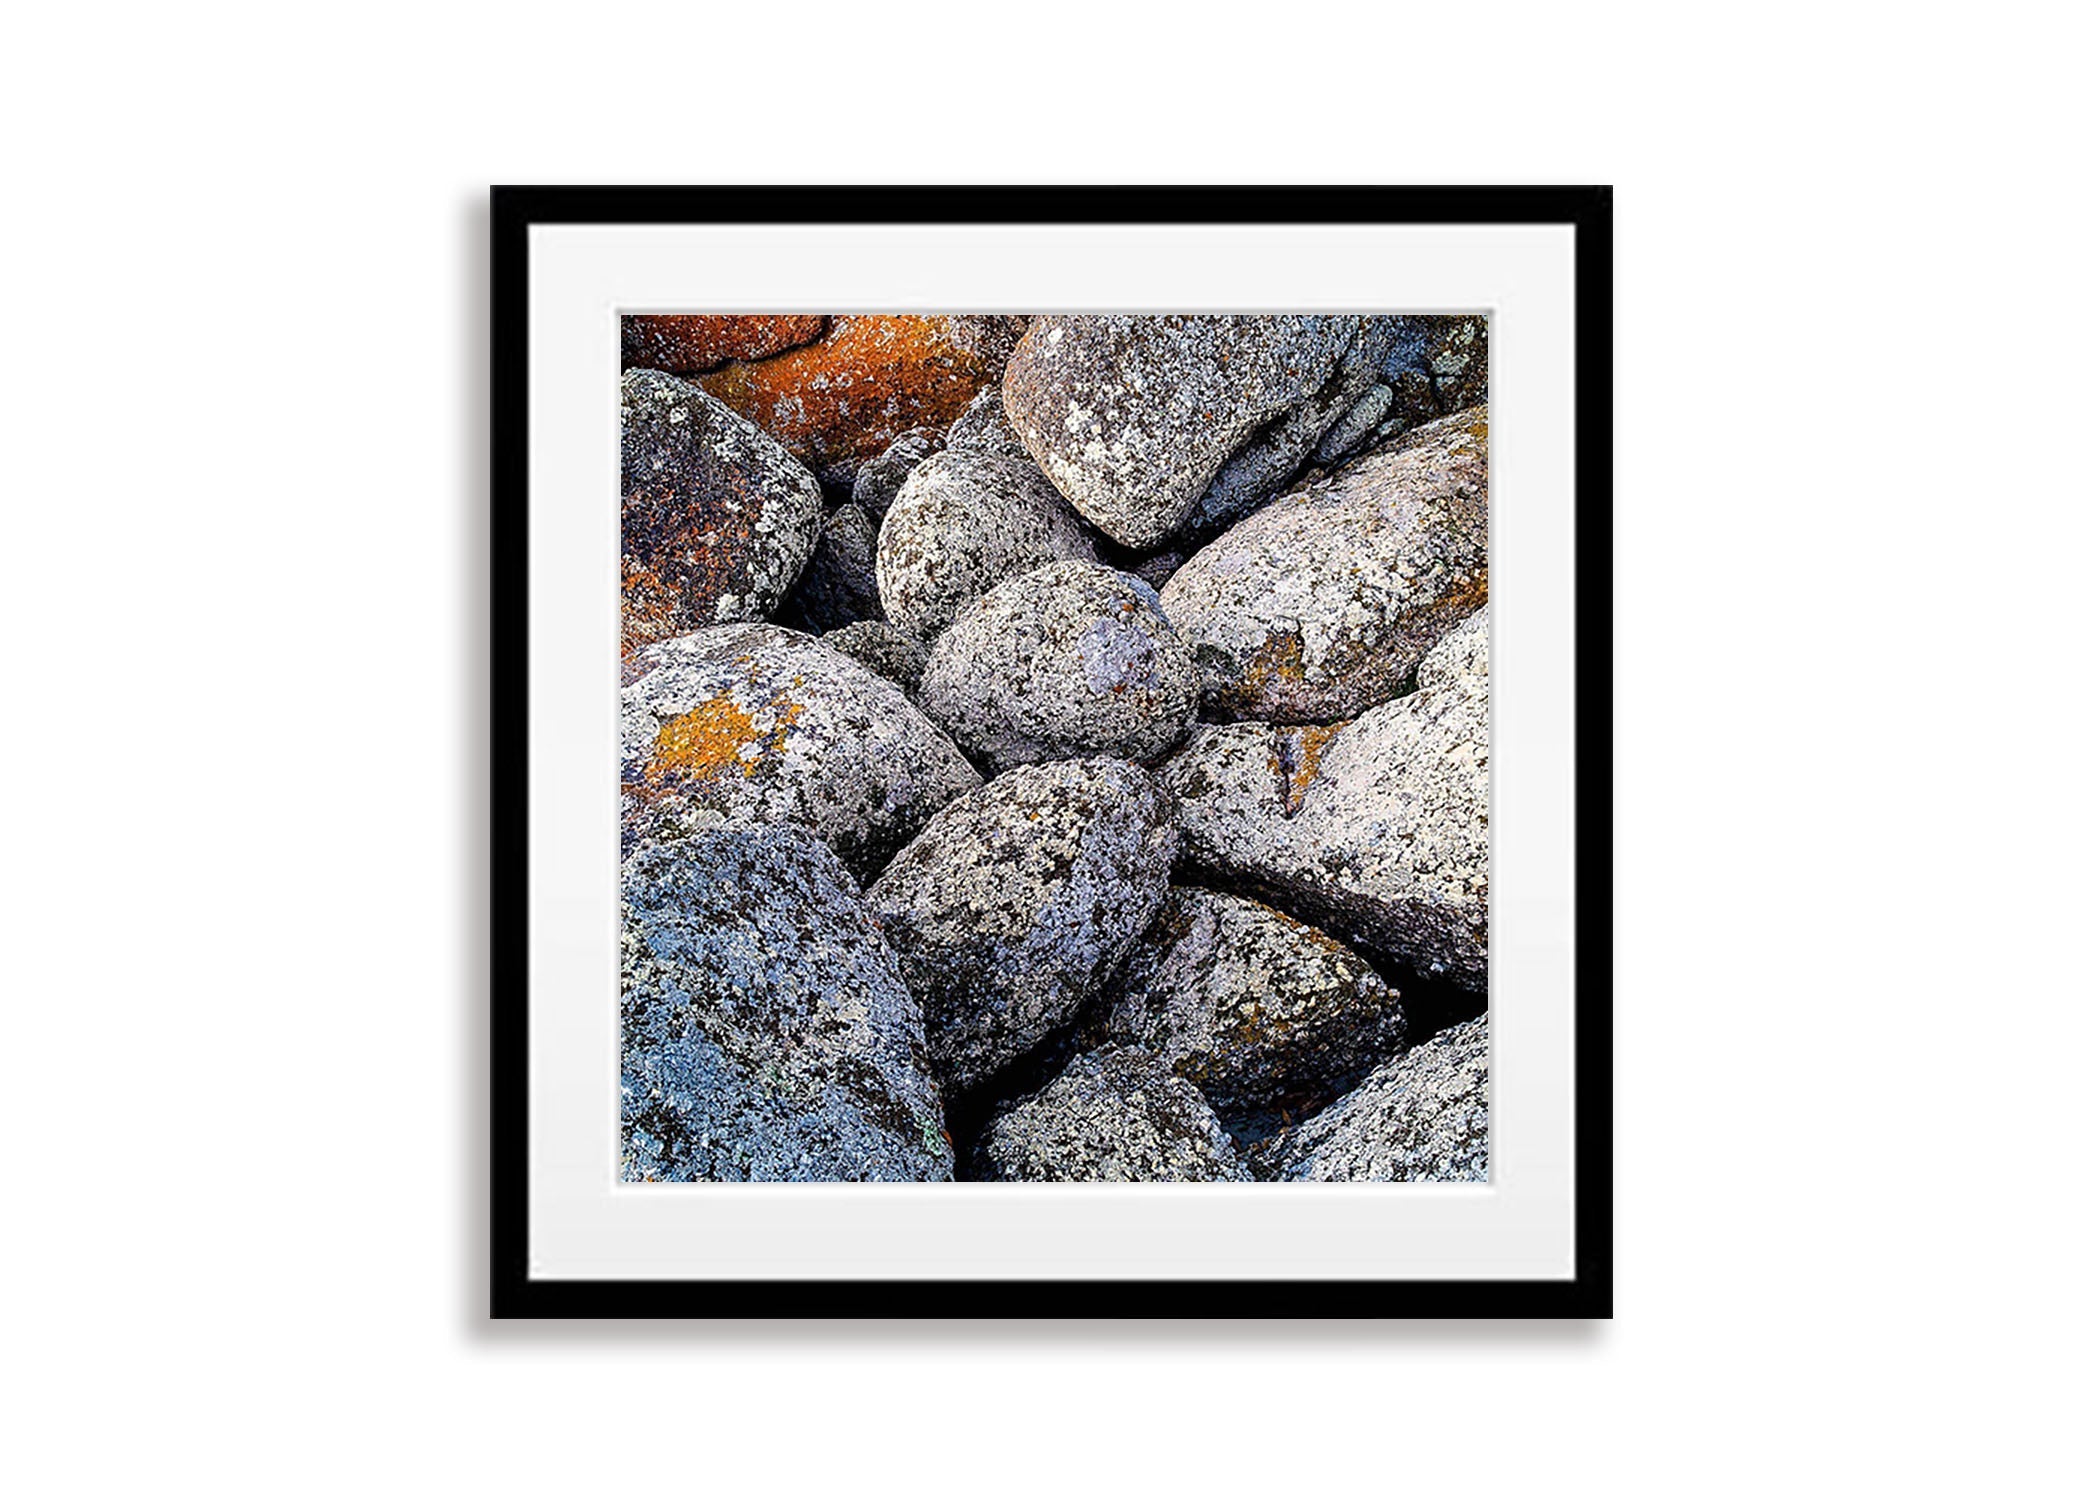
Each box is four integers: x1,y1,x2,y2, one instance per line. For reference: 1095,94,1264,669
620,624,981,882
1317,383,1395,462
779,502,882,632
1285,608,1489,987
974,1046,1249,1182
919,562,1199,774
1178,317,1410,540
1103,889,1406,1117
1002,315,1360,548
850,426,944,522
1162,406,1488,722
620,370,824,658
820,620,927,694
621,314,827,373
1381,315,1489,426
697,315,1028,487
1129,549,1186,592
865,759,1179,1095
944,383,1032,461
1154,610,1489,989
620,827,952,1182
874,449,1100,642
1252,1015,1487,1182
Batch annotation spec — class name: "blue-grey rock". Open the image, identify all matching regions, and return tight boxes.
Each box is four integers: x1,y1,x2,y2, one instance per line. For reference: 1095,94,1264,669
865,758,1179,1094
918,561,1199,774
621,827,953,1182
1252,1016,1487,1182
1315,383,1395,462
1380,315,1489,426
974,1046,1249,1182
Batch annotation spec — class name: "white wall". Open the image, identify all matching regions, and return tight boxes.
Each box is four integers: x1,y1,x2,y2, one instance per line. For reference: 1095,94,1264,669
4,4,2092,1495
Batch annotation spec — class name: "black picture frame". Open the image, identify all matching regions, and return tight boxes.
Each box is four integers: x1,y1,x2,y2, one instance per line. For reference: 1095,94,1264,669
491,185,1612,1319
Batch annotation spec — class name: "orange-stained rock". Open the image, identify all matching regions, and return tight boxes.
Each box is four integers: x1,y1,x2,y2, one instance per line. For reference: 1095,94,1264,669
621,315,827,372
696,316,1027,485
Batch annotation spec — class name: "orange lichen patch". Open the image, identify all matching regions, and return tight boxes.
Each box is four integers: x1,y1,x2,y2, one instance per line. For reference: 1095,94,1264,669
1439,566,1491,623
621,315,827,373
695,316,1020,473
1280,722,1346,814
638,692,808,796
644,698,764,784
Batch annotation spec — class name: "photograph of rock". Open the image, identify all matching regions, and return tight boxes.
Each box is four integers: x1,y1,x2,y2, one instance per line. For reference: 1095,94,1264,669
618,313,1488,1183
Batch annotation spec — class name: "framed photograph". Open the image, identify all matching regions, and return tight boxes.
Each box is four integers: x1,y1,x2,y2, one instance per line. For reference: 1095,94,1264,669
491,185,1611,1317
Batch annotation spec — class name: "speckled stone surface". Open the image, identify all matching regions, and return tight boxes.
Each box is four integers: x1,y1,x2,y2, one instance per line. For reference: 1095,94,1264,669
974,1046,1250,1182
1128,548,1186,592
620,827,953,1182
1316,383,1395,462
1162,406,1488,723
1285,608,1488,987
779,502,883,632
1251,1015,1487,1182
874,449,1101,641
850,425,944,522
1103,889,1406,1117
864,759,1179,1094
1001,315,1359,548
619,370,824,657
1178,316,1408,541
820,620,928,694
620,623,981,882
1153,609,1488,990
1380,315,1489,426
918,561,1199,774
943,382,1032,461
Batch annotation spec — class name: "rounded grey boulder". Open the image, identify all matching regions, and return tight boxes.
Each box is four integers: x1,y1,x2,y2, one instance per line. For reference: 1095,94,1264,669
1162,407,1488,723
918,561,1199,774
874,449,1101,641
1001,315,1360,548
621,827,953,1182
864,758,1179,1095
974,1046,1249,1182
1103,889,1407,1117
820,619,928,694
620,369,823,657
620,623,981,882
1251,1016,1487,1182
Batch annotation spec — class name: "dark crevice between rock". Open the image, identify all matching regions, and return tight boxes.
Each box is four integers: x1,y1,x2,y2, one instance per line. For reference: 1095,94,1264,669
941,1020,1094,1181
